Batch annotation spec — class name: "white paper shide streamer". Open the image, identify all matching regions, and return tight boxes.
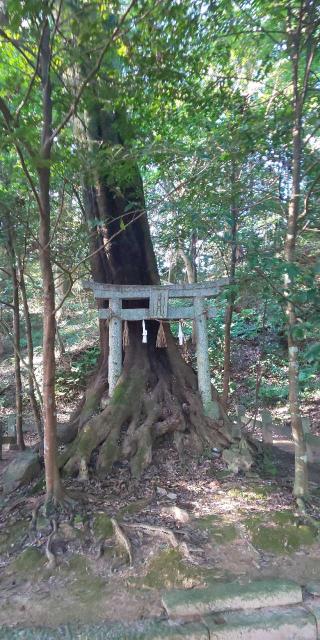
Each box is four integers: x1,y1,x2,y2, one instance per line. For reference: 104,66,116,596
142,319,148,343
178,321,185,346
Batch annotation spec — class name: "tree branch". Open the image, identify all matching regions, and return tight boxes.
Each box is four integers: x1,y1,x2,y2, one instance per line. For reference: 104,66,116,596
49,0,139,144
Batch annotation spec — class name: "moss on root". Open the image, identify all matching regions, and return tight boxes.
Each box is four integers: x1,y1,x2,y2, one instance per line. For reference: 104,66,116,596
131,548,217,590
92,514,113,540
130,430,152,479
79,391,101,425
96,429,121,476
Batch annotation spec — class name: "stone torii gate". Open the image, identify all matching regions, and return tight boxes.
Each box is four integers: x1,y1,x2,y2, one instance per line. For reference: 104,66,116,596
83,279,228,418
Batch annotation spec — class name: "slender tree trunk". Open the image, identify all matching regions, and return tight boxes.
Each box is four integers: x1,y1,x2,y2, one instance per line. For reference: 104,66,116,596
222,163,238,409
54,265,67,355
284,4,316,498
178,243,197,345
38,19,63,502
178,237,197,343
18,257,43,443
12,261,24,449
178,247,196,285
285,118,307,497
285,105,307,498
6,231,25,450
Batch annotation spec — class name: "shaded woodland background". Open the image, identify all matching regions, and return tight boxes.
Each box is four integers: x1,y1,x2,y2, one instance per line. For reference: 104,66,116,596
0,0,319,501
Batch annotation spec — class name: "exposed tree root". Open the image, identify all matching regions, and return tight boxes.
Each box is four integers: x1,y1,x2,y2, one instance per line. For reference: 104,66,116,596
123,522,180,548
59,330,232,481
45,518,58,569
111,517,133,566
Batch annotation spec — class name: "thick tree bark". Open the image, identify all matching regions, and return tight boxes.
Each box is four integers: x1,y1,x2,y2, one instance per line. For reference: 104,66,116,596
18,257,43,443
222,163,238,410
38,19,63,502
61,103,231,480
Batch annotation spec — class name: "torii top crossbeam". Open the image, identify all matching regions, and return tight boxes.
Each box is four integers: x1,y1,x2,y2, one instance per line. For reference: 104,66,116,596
83,278,228,320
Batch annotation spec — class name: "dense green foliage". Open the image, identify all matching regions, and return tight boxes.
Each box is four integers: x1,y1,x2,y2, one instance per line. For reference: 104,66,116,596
0,0,319,421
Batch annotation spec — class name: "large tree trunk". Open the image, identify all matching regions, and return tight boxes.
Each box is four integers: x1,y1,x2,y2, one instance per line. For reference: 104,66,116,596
61,104,231,480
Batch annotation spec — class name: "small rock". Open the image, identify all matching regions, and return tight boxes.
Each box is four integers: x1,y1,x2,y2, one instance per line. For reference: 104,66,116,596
59,522,79,541
222,444,253,474
1,450,40,493
157,487,167,496
160,505,190,523
306,582,320,596
167,492,177,501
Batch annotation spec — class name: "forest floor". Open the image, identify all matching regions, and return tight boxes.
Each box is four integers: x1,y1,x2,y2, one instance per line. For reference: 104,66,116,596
1,311,320,631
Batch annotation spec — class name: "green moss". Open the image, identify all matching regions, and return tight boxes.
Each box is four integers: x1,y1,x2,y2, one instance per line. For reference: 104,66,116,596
118,498,150,519
67,555,106,603
194,515,237,544
134,548,215,590
273,510,295,525
0,519,28,554
82,391,100,414
247,484,276,497
71,574,106,603
215,469,232,479
111,382,126,405
67,554,90,572
246,512,317,554
97,430,121,473
130,431,152,479
13,547,45,573
92,513,113,540
194,514,220,531
111,372,145,413
227,488,243,498
74,513,86,525
78,423,97,457
29,475,45,495
227,485,275,502
211,524,237,544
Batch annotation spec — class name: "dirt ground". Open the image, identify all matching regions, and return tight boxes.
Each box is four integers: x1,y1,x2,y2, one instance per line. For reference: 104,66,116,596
1,333,320,631
1,435,320,629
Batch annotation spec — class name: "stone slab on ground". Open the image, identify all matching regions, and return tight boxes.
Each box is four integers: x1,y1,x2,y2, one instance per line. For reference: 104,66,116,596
162,579,302,618
305,597,320,631
1,449,40,493
205,605,316,639
0,620,208,640
306,584,320,596
0,606,318,640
